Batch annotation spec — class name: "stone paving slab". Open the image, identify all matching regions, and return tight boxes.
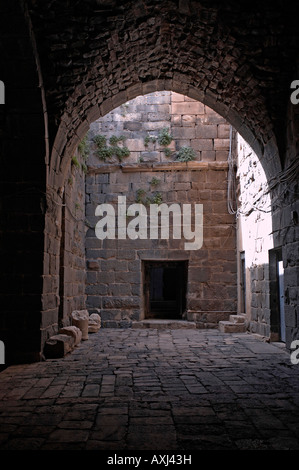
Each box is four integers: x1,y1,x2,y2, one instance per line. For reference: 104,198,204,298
0,328,299,451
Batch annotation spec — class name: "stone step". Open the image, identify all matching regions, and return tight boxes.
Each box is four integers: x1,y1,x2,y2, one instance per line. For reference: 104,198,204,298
218,320,247,333
229,314,246,324
187,311,237,329
187,311,235,325
132,320,197,329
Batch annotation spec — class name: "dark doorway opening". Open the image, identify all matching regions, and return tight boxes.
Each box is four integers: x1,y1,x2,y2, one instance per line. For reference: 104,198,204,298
269,248,286,342
143,261,188,319
240,251,246,313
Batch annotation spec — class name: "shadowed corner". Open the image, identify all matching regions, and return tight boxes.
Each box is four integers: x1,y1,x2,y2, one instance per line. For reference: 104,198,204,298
0,340,5,367
0,80,4,105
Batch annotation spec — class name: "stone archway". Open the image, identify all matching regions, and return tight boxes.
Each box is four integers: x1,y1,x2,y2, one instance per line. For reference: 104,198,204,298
1,1,298,363
82,90,238,330
44,81,294,355
45,77,299,352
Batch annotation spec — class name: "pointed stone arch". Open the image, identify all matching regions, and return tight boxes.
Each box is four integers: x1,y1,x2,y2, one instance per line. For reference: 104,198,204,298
50,78,281,193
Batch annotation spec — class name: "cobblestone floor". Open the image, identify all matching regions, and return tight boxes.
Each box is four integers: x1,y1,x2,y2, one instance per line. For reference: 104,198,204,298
0,328,299,451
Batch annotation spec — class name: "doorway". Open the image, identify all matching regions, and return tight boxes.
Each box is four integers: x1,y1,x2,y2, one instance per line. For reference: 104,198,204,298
277,259,286,342
240,251,246,313
269,248,286,342
143,261,188,319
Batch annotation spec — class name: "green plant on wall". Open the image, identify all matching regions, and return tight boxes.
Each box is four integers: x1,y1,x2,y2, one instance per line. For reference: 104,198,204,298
109,135,126,146
158,127,172,147
93,134,130,162
93,134,107,148
97,146,114,161
78,135,89,161
150,177,160,187
70,135,90,177
135,188,146,203
81,162,88,174
71,155,81,169
77,135,90,173
114,146,130,161
74,202,82,215
93,135,112,161
151,192,163,205
143,129,172,159
135,188,163,206
176,146,196,162
144,134,157,147
163,147,173,157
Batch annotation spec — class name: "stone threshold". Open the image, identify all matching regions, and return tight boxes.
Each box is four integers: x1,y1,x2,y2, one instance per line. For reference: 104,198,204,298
131,319,197,329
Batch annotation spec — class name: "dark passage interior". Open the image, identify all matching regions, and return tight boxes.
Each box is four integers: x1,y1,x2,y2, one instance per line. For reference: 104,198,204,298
144,261,188,319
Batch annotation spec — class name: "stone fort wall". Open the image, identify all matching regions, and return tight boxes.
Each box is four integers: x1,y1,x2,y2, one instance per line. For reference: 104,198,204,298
84,91,237,327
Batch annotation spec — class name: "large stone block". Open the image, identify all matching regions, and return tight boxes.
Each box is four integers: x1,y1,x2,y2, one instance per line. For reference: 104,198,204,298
44,334,74,359
215,150,228,161
126,138,145,152
124,121,142,131
214,139,230,150
182,114,196,125
171,115,182,126
170,92,185,102
88,312,101,333
102,296,140,309
172,101,204,115
146,93,171,105
195,125,218,138
201,150,216,161
191,139,213,151
87,260,99,270
217,124,230,138
58,326,82,345
172,127,196,139
71,309,89,340
140,151,160,162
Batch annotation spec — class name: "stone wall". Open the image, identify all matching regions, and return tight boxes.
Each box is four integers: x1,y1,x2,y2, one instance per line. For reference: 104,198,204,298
27,0,297,172
60,152,87,323
235,133,274,338
42,148,87,347
87,91,231,166
1,1,298,364
85,92,237,327
271,100,299,347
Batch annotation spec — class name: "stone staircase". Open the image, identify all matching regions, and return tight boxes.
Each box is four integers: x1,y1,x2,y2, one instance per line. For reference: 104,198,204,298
218,314,247,333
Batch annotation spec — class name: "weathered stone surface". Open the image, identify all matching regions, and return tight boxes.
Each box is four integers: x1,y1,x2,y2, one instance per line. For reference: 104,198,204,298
132,320,196,329
71,310,89,340
85,92,236,328
88,313,101,333
2,328,299,449
1,1,298,362
58,326,82,345
219,321,247,333
44,334,74,359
